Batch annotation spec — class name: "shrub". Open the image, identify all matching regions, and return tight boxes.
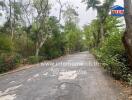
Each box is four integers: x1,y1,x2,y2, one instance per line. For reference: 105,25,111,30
0,34,13,53
14,34,35,57
92,32,132,84
40,39,64,59
0,53,22,73
27,56,44,64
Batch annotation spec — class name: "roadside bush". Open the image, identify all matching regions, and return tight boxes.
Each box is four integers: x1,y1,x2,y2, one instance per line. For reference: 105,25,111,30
0,34,13,53
0,53,22,73
40,38,64,60
0,34,22,73
14,34,35,57
92,32,132,84
27,56,44,64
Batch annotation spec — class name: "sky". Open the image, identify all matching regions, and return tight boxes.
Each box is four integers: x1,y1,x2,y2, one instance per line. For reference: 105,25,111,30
0,0,124,27
50,0,124,27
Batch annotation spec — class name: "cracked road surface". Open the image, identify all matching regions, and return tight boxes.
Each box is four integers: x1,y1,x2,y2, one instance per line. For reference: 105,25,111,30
0,52,123,100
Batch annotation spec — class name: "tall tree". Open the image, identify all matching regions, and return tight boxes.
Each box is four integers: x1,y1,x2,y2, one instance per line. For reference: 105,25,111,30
32,0,51,57
123,0,132,69
82,0,115,44
0,0,6,16
0,0,22,40
83,19,100,48
63,4,79,24
63,4,83,53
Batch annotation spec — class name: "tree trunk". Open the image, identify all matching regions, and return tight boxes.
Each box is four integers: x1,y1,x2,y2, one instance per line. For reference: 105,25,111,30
123,0,132,69
35,41,41,58
57,0,62,22
9,0,14,41
35,36,48,58
100,22,104,42
35,47,40,57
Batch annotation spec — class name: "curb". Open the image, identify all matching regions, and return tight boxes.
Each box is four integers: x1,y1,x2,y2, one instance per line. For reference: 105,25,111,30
0,64,39,77
0,54,67,77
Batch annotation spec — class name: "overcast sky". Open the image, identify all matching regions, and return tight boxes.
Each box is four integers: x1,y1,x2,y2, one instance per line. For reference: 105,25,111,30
0,0,124,27
51,0,124,27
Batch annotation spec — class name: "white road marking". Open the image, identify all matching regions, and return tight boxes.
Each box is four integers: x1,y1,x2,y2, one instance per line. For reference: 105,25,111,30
58,71,77,80
33,74,39,78
43,72,48,76
9,81,16,84
0,85,22,96
2,84,22,95
0,94,16,100
27,78,32,82
60,84,66,90
0,84,22,100
27,74,40,82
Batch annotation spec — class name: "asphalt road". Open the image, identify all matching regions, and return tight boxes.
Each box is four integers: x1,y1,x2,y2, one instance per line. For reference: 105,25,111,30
0,52,123,100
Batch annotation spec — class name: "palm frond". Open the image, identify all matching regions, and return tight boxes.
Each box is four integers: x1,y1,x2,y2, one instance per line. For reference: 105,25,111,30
82,0,100,10
0,1,6,7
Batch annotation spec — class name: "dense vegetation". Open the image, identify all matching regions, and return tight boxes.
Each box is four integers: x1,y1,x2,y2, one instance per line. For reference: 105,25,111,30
83,17,132,84
0,0,84,73
0,0,132,84
82,0,132,84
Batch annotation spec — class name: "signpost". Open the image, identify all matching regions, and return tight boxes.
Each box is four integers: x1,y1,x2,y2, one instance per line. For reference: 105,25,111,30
111,5,124,17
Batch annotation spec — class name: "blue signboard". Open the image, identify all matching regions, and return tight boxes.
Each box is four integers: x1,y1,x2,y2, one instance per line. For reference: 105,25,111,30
111,5,124,17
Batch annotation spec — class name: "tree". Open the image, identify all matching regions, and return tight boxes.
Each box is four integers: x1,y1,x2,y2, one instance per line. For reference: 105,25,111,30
31,0,51,57
82,0,115,44
0,0,22,40
123,0,132,69
83,19,100,48
0,0,6,16
62,4,84,53
40,16,66,59
63,4,79,24
64,22,83,53
83,16,121,49
56,0,65,22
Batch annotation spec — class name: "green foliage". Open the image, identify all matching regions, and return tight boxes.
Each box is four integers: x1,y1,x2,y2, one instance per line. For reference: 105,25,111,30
100,32,124,56
27,56,44,64
82,0,100,10
0,53,21,73
92,32,132,83
63,4,79,23
66,30,83,52
41,40,64,59
64,22,84,53
0,34,13,53
11,1,22,20
83,20,100,48
14,33,35,57
0,0,85,74
83,14,132,84
0,1,6,16
40,17,66,59
85,16,132,84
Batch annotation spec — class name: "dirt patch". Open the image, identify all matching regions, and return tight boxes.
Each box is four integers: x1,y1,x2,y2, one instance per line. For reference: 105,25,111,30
114,80,132,100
